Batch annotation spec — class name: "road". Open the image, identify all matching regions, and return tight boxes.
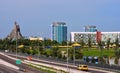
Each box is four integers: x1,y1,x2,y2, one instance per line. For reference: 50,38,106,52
0,54,46,73
0,64,21,73
5,53,115,73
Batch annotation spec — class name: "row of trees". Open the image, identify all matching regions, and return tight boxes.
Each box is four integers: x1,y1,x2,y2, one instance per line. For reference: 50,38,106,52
0,36,119,50
78,36,119,50
0,37,120,60
0,38,83,60
97,38,119,51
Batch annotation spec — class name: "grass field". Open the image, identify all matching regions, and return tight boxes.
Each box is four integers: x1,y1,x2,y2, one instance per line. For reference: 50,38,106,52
59,48,115,57
82,48,115,57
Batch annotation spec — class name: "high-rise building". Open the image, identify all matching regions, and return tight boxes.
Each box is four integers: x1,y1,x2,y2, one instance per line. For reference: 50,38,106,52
85,26,97,32
52,22,67,43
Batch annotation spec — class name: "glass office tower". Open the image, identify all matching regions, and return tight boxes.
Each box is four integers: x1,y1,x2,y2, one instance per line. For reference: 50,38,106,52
85,26,97,32
52,22,67,43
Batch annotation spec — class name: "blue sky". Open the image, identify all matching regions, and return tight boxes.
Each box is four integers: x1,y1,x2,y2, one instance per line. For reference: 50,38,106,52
0,0,120,39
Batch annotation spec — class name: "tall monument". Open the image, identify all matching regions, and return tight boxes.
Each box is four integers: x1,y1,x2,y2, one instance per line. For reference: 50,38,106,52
6,21,22,39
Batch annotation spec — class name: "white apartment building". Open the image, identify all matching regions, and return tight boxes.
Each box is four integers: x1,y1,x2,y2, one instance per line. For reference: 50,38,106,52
70,32,120,44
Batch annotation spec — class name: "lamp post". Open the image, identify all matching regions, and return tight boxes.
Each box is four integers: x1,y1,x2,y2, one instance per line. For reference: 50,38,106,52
67,41,69,72
38,42,40,59
16,30,18,59
74,46,75,65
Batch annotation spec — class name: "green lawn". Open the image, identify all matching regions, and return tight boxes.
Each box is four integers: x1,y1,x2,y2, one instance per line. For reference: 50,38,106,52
82,48,115,57
58,48,116,57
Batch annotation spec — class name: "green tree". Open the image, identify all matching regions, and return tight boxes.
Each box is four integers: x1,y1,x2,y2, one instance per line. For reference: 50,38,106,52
37,41,44,55
57,49,62,59
32,49,38,55
88,34,92,50
50,47,62,58
75,49,83,59
18,39,31,46
61,41,67,46
107,38,111,50
51,47,59,58
52,40,59,46
114,38,119,50
98,41,104,51
115,48,120,58
45,49,52,57
2,39,11,50
68,48,74,60
79,39,85,49
26,49,31,55
20,47,26,53
44,39,52,46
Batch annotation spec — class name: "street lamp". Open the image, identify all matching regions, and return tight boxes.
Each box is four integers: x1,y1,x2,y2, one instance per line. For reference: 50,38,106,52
73,46,75,65
67,41,69,72
38,42,40,59
16,30,18,59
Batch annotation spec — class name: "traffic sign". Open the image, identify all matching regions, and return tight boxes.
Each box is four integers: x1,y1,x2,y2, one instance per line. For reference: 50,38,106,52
16,59,21,64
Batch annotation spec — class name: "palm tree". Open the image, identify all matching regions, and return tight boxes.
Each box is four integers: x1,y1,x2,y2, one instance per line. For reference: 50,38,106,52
68,48,74,60
52,40,59,46
98,40,103,51
51,47,59,58
106,38,111,50
114,38,119,50
88,34,92,50
62,41,67,46
115,48,120,58
80,38,85,50
75,49,83,59
44,39,52,47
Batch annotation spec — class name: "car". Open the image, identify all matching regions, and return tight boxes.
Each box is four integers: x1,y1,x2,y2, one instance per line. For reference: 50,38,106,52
5,50,9,52
77,65,88,71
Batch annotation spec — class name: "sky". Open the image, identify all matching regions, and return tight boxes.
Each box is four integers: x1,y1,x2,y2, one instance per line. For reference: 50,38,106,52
0,0,120,39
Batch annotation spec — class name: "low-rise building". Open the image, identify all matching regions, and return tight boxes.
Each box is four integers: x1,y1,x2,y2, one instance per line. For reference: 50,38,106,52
29,37,43,41
70,32,120,44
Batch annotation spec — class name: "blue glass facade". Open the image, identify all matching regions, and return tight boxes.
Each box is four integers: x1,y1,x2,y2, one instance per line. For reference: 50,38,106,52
85,26,97,32
52,22,67,43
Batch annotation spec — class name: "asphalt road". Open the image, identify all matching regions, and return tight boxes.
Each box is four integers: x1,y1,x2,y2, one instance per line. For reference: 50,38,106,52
0,64,21,73
0,54,46,73
6,53,109,73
